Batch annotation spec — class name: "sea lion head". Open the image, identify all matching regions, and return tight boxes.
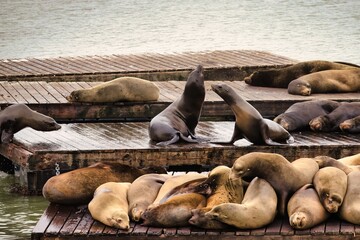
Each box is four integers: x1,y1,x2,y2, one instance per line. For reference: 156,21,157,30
184,65,204,92
66,90,82,102
288,80,311,96
230,159,249,179
309,116,331,132
109,210,130,230
130,206,143,222
289,212,310,229
321,192,342,213
211,83,238,105
339,119,355,132
33,115,61,131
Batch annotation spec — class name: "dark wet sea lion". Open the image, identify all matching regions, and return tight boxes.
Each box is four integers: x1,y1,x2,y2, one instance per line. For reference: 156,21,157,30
211,83,294,145
0,103,61,143
339,171,360,224
88,182,131,230
309,102,360,132
287,184,330,230
340,115,360,133
230,152,319,215
273,100,340,131
148,65,206,146
313,167,348,213
66,77,160,102
244,60,359,88
288,68,360,96
42,162,167,205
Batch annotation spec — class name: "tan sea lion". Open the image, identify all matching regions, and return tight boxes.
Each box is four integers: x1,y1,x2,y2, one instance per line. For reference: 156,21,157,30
244,60,359,88
338,153,360,165
127,173,171,222
340,115,360,133
287,184,330,230
230,152,319,215
204,177,277,229
309,102,360,132
211,83,294,145
148,65,206,146
315,156,354,175
273,100,340,131
42,162,167,205
0,103,61,143
313,166,348,213
141,192,206,227
66,77,160,103
288,68,360,96
88,182,131,230
339,171,360,224
188,166,244,229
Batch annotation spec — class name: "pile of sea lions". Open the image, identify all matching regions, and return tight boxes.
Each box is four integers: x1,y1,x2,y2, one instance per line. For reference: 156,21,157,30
41,152,360,230
244,60,360,96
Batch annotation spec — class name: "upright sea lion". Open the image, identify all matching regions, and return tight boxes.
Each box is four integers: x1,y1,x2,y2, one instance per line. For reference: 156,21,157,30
66,77,160,102
230,152,319,215
88,182,131,230
339,171,360,224
204,177,277,229
148,65,206,146
0,104,61,143
287,184,330,230
288,68,360,96
244,60,359,88
313,167,348,213
273,100,340,131
127,173,171,222
309,102,360,132
42,162,167,205
340,115,360,133
338,153,360,165
211,83,294,145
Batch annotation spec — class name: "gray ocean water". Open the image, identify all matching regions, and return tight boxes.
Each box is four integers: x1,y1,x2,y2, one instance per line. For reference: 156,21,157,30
0,0,359,239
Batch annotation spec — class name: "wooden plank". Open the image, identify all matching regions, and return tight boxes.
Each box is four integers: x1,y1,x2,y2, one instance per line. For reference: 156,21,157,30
325,216,341,235
59,208,85,236
132,224,148,236
8,81,38,103
45,205,73,235
73,210,94,235
32,204,59,238
88,220,106,235
340,221,355,235
265,217,282,235
18,81,48,103
311,222,326,236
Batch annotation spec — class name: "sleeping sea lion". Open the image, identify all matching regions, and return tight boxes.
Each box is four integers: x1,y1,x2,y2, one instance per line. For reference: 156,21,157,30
315,156,355,175
211,83,294,145
0,103,61,143
66,77,160,102
244,60,359,88
273,100,340,131
338,153,360,165
88,182,131,230
339,171,360,224
230,152,319,215
340,115,360,133
288,68,360,96
148,65,206,146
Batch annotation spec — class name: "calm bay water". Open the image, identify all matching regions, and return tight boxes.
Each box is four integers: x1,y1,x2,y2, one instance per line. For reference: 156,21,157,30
0,0,359,239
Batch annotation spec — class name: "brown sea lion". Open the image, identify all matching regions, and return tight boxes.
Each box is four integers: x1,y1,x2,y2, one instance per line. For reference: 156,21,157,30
273,100,340,131
313,167,348,213
288,68,360,96
309,102,360,132
127,173,171,222
315,156,354,175
0,103,61,143
338,153,360,165
340,115,360,133
244,60,359,88
42,162,167,205
339,171,360,224
230,152,319,215
141,192,206,227
211,83,294,145
287,184,330,230
188,166,244,229
148,65,206,146
66,77,160,103
88,182,131,230
204,177,277,229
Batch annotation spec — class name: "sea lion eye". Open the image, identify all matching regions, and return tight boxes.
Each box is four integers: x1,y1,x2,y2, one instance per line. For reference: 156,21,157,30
297,84,300,87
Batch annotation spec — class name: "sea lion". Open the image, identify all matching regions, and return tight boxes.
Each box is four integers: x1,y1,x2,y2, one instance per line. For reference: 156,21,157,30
66,77,160,103
315,156,354,175
230,152,319,215
244,60,359,88
88,182,131,230
288,68,360,96
204,177,277,229
148,65,206,146
340,115,360,133
0,103,61,143
42,162,167,205
313,167,348,213
339,171,360,224
338,153,360,165
141,192,206,227
309,102,360,132
273,100,340,131
188,166,244,229
127,173,171,222
211,83,294,145
287,184,330,230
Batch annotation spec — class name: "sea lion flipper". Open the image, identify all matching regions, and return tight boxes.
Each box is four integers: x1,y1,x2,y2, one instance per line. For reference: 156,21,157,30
156,134,180,146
